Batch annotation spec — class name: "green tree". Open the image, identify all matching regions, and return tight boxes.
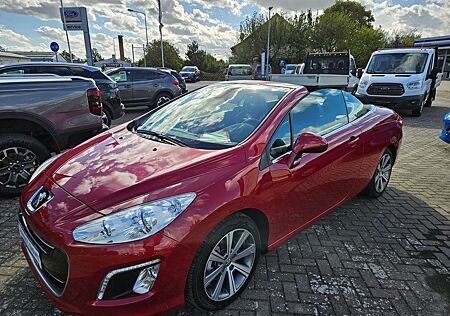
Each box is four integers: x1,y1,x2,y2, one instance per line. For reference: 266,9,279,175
186,41,207,70
349,27,385,66
92,48,103,62
60,50,78,62
140,40,183,70
324,0,375,27
384,30,420,48
312,11,357,52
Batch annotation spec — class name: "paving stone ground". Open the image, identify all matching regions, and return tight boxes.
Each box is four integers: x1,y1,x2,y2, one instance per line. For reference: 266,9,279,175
0,83,449,315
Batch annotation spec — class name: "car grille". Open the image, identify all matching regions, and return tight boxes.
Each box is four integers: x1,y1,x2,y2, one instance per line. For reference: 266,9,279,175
19,214,69,296
367,83,404,96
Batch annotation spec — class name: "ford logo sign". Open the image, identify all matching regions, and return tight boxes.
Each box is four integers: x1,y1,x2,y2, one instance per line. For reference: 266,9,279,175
65,10,79,18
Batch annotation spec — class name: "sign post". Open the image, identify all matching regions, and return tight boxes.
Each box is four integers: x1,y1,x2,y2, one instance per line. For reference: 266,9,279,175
50,42,59,62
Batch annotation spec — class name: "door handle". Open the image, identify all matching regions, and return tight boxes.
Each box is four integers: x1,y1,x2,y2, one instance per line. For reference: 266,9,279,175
153,83,159,87
348,136,359,147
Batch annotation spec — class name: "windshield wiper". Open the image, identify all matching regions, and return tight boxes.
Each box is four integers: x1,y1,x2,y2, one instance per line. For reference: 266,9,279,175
136,129,188,147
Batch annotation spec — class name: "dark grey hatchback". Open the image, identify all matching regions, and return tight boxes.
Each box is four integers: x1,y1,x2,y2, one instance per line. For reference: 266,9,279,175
106,67,182,108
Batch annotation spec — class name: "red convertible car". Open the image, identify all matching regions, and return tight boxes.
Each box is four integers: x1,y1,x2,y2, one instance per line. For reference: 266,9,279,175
19,82,402,315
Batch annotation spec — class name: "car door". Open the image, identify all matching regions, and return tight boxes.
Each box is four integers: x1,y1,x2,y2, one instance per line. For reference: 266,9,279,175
131,69,160,105
348,57,359,90
109,69,133,103
266,90,363,233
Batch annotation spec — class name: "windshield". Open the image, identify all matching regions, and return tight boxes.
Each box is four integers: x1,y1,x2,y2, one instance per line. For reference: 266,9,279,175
229,66,252,76
182,67,196,72
303,55,349,75
136,83,291,149
366,53,428,74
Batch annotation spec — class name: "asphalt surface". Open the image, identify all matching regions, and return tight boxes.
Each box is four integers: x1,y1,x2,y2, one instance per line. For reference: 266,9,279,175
0,81,449,315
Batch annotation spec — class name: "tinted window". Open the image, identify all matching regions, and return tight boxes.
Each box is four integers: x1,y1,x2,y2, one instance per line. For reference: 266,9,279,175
133,69,164,81
229,66,252,76
34,66,71,76
343,92,370,122
0,67,26,74
137,84,291,149
69,67,106,80
291,89,348,138
268,115,292,160
108,70,129,82
304,55,349,75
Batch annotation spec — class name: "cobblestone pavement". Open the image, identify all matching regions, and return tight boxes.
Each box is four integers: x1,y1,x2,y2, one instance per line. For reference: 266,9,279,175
0,87,449,316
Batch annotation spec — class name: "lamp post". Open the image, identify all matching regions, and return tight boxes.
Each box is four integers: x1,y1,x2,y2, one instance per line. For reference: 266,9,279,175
127,8,148,67
157,0,164,67
266,6,273,80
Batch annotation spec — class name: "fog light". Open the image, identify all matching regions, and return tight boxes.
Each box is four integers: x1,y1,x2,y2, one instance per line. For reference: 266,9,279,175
133,264,160,294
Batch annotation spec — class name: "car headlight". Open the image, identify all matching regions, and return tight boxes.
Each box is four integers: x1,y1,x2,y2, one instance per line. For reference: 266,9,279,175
358,80,368,89
407,81,422,89
29,153,63,183
72,193,196,244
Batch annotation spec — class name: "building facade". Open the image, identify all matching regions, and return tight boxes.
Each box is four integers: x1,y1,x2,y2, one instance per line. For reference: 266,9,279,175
414,35,450,80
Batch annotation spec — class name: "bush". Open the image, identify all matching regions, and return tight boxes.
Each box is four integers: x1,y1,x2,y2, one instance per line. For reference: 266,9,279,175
201,71,225,81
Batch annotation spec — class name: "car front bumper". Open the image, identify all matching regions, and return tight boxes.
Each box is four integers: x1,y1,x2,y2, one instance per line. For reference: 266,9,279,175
19,178,194,316
356,93,425,110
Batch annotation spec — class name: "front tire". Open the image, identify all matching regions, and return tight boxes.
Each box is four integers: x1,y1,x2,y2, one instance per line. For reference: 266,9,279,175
412,97,425,117
362,148,394,198
0,134,50,197
425,90,434,107
186,213,260,311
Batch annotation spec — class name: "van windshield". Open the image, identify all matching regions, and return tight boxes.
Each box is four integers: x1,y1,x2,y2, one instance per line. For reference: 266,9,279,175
366,53,428,74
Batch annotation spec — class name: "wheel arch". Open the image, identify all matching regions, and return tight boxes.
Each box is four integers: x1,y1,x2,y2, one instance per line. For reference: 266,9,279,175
0,113,61,153
238,208,270,253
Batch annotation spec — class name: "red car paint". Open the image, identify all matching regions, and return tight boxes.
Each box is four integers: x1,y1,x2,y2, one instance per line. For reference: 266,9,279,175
19,82,402,315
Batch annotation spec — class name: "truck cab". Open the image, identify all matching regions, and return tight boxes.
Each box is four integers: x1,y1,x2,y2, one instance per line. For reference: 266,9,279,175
356,48,442,117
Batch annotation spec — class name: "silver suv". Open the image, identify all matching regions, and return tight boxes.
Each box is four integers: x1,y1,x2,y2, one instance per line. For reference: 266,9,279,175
106,67,182,108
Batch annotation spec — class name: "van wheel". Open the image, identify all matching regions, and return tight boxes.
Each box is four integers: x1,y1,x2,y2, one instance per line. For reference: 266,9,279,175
152,92,172,108
412,97,425,117
186,213,260,311
0,134,50,197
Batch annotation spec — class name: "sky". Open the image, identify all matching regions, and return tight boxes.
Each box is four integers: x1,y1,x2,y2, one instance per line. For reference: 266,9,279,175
0,0,448,62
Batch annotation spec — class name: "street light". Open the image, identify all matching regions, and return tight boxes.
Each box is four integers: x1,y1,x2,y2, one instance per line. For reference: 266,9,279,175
127,8,148,67
266,6,273,81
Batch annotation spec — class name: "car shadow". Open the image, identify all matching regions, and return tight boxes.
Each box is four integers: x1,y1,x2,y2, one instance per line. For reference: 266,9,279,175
0,189,448,315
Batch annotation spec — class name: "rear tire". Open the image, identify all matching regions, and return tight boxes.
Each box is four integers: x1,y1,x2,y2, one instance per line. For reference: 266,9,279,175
362,148,394,198
0,134,50,197
152,92,172,108
103,108,112,127
186,213,260,311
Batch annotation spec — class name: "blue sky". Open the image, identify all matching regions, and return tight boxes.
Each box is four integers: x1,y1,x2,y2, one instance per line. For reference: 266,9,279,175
0,0,447,61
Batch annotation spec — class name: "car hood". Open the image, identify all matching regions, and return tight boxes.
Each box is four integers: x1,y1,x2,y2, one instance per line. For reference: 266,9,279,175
47,126,244,214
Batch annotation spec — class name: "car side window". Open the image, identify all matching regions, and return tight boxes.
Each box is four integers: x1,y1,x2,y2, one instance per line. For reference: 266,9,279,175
268,115,292,161
133,70,159,81
109,70,129,82
0,68,25,74
34,66,71,76
291,89,348,139
343,92,370,122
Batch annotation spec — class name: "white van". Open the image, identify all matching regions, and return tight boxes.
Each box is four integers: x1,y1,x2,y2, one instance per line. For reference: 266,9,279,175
356,48,442,116
225,64,253,81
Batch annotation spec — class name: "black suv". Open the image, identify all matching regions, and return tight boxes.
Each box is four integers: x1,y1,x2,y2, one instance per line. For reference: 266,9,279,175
0,63,124,126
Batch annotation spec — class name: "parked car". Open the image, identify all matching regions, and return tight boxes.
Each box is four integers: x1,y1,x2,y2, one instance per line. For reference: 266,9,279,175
356,47,442,116
180,66,200,82
225,64,253,81
106,67,182,108
271,51,359,91
19,82,402,315
158,67,187,93
0,75,106,196
440,112,450,143
281,63,297,74
253,64,272,80
0,63,124,127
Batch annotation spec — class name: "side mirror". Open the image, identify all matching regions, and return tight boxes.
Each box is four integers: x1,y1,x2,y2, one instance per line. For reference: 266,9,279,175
357,68,363,79
288,132,328,168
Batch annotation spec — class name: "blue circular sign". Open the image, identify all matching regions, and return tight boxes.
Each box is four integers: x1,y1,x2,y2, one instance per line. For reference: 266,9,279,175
279,59,286,67
50,42,59,53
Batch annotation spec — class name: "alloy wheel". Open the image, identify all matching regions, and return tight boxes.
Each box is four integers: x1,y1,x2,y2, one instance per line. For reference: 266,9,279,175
0,147,39,188
203,228,256,301
374,152,392,193
157,95,171,106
